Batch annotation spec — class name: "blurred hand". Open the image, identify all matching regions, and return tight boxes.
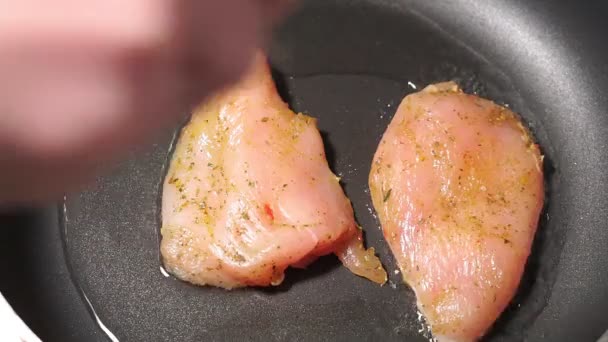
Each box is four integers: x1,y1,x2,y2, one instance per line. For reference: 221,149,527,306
0,0,291,205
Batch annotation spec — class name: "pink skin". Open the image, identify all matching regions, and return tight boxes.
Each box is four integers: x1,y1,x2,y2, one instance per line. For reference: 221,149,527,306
0,0,291,205
161,53,386,289
370,82,544,341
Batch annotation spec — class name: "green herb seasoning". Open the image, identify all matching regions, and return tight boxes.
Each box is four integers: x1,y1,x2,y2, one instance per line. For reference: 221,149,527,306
383,188,392,202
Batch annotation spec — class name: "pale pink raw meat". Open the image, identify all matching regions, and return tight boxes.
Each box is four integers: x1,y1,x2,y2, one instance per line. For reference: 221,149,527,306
160,52,386,289
369,82,544,341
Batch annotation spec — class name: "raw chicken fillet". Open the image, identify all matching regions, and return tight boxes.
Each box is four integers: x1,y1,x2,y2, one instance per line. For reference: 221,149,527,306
161,52,386,289
369,82,544,341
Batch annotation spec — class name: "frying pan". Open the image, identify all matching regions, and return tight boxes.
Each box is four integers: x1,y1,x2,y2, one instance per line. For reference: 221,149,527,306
1,0,607,341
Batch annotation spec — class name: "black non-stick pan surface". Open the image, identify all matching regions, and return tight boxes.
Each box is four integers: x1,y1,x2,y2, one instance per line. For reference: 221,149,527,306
2,0,608,341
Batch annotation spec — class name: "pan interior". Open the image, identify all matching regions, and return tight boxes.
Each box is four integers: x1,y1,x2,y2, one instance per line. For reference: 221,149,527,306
62,1,565,341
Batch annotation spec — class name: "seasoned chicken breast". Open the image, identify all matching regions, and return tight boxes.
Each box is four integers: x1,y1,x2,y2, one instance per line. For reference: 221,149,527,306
369,82,544,341
161,52,386,289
